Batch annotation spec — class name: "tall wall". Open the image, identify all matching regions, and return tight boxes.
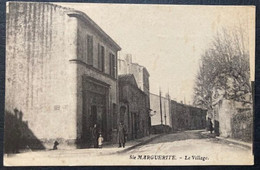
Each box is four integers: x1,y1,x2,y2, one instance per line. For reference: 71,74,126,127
150,93,172,128
5,2,78,146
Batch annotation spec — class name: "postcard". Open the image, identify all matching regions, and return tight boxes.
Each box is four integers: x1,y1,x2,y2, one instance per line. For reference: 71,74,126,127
4,1,255,166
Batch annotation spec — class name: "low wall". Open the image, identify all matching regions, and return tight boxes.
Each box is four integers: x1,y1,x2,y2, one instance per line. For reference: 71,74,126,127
151,125,171,134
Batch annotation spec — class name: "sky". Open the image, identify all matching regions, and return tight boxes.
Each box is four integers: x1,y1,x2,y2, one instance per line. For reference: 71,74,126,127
57,3,255,104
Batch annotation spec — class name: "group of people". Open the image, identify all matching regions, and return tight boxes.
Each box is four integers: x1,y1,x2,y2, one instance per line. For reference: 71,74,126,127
90,124,104,148
90,121,127,149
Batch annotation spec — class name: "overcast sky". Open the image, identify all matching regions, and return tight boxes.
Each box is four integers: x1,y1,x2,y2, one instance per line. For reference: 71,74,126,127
57,3,255,104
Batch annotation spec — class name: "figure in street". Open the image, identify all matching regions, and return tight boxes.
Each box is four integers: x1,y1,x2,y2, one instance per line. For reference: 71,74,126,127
91,124,98,148
53,141,59,150
98,133,104,149
118,122,127,148
208,118,213,134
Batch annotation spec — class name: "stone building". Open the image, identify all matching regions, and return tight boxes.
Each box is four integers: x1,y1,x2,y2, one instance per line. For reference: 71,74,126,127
118,74,150,140
118,54,150,104
171,101,207,131
118,54,151,135
5,2,121,151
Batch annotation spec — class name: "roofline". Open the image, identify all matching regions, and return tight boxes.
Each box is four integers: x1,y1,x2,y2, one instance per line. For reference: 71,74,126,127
119,60,150,76
66,10,121,51
9,2,121,51
118,74,138,87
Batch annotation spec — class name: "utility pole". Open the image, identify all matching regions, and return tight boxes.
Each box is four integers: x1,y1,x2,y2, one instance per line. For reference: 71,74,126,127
164,114,167,125
159,87,163,125
164,101,167,125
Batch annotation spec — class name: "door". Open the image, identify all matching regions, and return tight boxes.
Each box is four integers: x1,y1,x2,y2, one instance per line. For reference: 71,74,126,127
91,105,97,127
82,91,90,142
131,112,137,139
96,106,107,140
101,107,107,140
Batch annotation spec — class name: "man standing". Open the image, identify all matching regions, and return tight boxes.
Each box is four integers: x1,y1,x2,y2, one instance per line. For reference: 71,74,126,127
208,118,213,134
118,122,127,148
91,124,98,148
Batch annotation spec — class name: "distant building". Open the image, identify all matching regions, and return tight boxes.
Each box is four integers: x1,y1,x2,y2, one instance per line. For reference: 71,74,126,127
118,54,150,100
118,74,150,139
5,2,121,151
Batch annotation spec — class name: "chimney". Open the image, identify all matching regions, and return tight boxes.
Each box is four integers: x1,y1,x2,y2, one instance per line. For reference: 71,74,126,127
125,54,132,74
125,54,132,64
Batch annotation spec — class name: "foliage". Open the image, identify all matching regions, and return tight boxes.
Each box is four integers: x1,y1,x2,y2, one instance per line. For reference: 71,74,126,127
193,27,252,114
231,108,253,142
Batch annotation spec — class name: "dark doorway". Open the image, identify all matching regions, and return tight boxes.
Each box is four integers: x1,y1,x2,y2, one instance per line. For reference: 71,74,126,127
81,76,110,147
91,105,97,127
131,112,137,139
95,106,107,140
82,91,90,143
101,107,107,140
120,106,126,123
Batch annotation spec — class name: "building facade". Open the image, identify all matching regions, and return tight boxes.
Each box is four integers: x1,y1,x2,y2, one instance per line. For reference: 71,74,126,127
118,74,150,140
5,2,121,151
118,54,151,135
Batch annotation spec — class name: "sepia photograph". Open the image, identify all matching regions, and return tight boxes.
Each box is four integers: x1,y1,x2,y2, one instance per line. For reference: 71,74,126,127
3,1,255,166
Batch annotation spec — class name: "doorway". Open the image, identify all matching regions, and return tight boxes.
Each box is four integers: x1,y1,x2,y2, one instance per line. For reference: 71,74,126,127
81,76,110,146
131,112,137,139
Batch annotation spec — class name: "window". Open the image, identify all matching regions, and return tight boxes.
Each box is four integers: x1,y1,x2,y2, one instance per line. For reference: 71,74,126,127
87,35,93,65
98,43,105,72
109,53,116,78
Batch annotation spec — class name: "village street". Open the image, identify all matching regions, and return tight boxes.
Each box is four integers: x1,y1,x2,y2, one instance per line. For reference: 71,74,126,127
4,130,253,166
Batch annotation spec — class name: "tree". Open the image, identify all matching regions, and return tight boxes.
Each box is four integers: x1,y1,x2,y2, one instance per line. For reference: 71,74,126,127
193,26,252,117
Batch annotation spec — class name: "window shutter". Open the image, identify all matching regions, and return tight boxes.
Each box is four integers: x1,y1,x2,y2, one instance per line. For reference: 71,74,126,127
87,35,93,65
98,43,100,69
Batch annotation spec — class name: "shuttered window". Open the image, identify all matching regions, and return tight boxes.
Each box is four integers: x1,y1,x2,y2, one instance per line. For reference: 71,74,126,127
87,35,93,65
98,43,105,72
109,53,116,78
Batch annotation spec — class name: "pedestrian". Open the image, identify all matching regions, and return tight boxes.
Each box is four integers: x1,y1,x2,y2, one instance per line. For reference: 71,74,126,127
118,122,127,148
91,124,98,148
53,141,59,150
209,118,213,134
98,134,104,149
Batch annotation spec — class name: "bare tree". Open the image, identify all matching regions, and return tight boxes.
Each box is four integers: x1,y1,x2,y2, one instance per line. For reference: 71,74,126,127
193,26,252,116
